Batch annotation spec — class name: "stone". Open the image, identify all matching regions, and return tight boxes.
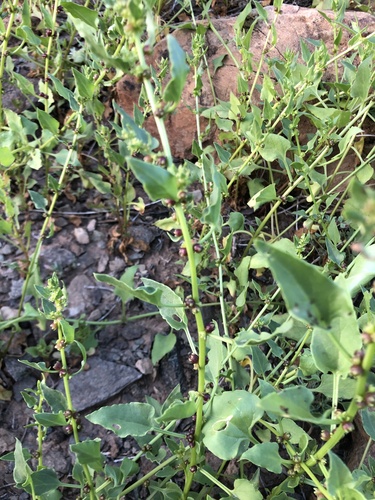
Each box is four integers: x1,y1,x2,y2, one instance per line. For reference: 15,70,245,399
67,274,102,318
57,356,142,411
109,257,126,274
116,6,375,159
9,279,24,300
0,306,18,320
87,219,97,232
39,246,76,275
73,227,90,245
0,428,16,454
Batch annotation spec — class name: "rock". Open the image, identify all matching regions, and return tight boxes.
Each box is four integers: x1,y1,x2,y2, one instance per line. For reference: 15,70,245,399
0,428,16,454
0,243,14,256
135,358,154,375
0,306,18,320
115,6,375,159
87,219,97,232
67,274,102,318
73,227,90,245
57,357,142,411
39,246,76,276
109,257,126,274
9,279,24,300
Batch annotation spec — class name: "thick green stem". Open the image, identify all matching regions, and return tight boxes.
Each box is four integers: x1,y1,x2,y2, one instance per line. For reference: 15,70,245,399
56,321,95,500
306,341,375,467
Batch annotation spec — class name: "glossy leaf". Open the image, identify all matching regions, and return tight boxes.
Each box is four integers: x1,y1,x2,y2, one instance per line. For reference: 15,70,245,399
86,402,155,437
260,134,290,164
61,2,98,29
248,183,277,211
327,451,355,496
241,442,284,473
156,399,196,423
94,273,162,305
0,147,15,166
350,57,371,100
255,241,355,329
142,278,188,332
34,412,67,427
127,157,179,202
258,386,334,424
37,109,59,135
163,36,189,104
361,408,375,440
70,439,104,472
152,332,176,365
202,391,263,460
41,382,68,413
28,190,47,210
311,315,360,375
72,68,95,101
28,469,61,495
13,438,31,485
231,478,262,500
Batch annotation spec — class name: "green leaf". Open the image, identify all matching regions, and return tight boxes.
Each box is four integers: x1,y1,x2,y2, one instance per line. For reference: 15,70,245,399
28,190,47,210
86,402,155,437
70,439,104,472
254,241,355,329
338,244,375,297
60,319,75,344
258,386,334,424
202,391,263,460
13,438,31,485
152,332,176,365
28,469,61,495
241,442,284,473
212,54,226,75
327,451,355,496
260,134,290,164
94,273,162,305
61,1,98,29
313,374,356,400
142,278,188,332
311,316,360,375
127,157,179,202
350,57,371,100
248,183,277,211
34,412,67,427
37,109,59,135
49,75,79,111
361,408,375,440
19,360,54,372
27,150,43,171
72,68,95,101
83,171,112,195
163,36,189,104
0,147,15,166
113,266,138,303
201,156,227,230
231,478,263,500
156,399,196,423
41,382,68,413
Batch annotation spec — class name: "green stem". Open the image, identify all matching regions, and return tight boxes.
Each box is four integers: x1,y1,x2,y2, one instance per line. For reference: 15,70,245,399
119,455,177,496
56,322,95,500
306,341,375,467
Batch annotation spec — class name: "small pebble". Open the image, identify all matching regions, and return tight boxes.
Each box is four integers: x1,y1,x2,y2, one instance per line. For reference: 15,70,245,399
87,219,97,232
73,227,90,245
